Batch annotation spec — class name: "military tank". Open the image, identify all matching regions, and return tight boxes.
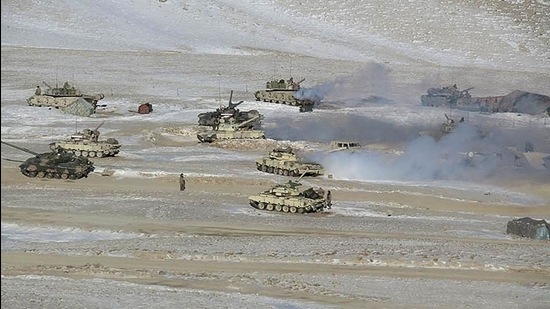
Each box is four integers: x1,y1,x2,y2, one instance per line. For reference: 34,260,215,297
27,81,105,117
197,115,266,143
248,174,329,214
197,91,266,143
49,121,121,158
421,84,473,107
255,146,324,177
254,77,317,112
419,114,464,140
198,90,262,127
1,141,95,180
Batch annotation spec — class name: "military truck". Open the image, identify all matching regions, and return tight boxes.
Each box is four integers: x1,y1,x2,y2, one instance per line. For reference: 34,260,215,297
327,141,362,153
49,121,121,157
254,77,317,112
255,146,324,177
27,81,105,117
1,141,95,180
248,174,329,214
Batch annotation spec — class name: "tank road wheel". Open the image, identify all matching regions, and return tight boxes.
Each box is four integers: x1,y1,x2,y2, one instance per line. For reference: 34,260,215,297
283,169,289,176
258,202,266,210
290,206,297,213
37,171,46,178
275,205,282,212
277,168,283,175
81,151,89,157
297,208,304,214
27,171,37,178
69,174,77,180
74,150,82,156
290,170,298,177
46,172,54,178
262,165,268,172
97,151,105,157
268,167,274,173
60,173,69,179
89,151,96,158
282,205,289,212
305,206,312,213
266,204,274,211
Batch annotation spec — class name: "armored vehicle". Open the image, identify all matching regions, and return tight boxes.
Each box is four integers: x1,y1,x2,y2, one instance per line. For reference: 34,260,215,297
327,141,362,153
198,90,262,127
197,92,266,143
254,77,317,112
255,146,324,177
49,121,121,157
421,84,473,107
248,175,329,214
27,81,105,117
197,115,266,143
1,141,95,180
419,114,464,140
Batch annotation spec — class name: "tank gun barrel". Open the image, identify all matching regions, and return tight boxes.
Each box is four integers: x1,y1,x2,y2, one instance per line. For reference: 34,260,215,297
461,87,474,92
42,81,53,89
297,78,305,85
227,90,244,108
93,121,106,131
1,141,39,156
237,115,261,128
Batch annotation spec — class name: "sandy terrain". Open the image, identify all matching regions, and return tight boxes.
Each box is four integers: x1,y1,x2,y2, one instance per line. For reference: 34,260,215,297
2,0,550,306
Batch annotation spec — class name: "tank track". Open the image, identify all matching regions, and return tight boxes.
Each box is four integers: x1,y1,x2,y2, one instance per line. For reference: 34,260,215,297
249,200,325,214
19,165,93,180
254,90,314,111
255,163,321,177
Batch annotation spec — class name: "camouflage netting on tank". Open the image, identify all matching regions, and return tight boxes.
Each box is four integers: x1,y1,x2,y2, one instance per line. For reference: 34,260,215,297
62,99,95,117
506,217,550,240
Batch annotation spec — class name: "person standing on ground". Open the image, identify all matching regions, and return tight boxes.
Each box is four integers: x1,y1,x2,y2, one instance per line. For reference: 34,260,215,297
326,190,332,209
179,173,186,191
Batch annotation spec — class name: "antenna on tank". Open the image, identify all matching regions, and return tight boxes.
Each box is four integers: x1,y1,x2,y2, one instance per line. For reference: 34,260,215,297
218,73,222,108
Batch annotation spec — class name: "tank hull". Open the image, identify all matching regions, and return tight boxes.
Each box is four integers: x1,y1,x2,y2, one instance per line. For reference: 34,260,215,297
197,129,265,143
248,194,327,214
49,139,121,158
19,156,95,180
255,157,324,177
254,90,314,112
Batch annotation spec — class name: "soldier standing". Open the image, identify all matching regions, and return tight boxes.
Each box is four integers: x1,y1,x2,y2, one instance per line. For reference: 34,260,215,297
35,86,41,95
179,173,186,191
326,190,332,209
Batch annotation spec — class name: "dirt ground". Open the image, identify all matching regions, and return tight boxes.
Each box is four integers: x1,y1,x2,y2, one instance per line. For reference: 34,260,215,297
2,46,550,308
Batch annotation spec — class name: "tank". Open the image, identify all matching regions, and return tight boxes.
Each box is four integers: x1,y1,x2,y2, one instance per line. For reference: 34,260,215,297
254,77,317,112
198,90,262,127
248,175,329,214
419,114,464,140
255,146,324,177
48,121,121,158
421,84,473,107
197,91,266,143
1,141,95,180
27,81,105,117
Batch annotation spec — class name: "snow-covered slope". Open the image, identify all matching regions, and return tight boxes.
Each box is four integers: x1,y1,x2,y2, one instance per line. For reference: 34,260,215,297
2,0,549,71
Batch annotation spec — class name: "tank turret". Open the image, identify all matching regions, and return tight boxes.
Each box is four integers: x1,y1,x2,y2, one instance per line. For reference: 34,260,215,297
255,146,324,177
248,173,329,214
27,81,105,117
49,121,121,158
1,141,95,180
254,77,318,112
